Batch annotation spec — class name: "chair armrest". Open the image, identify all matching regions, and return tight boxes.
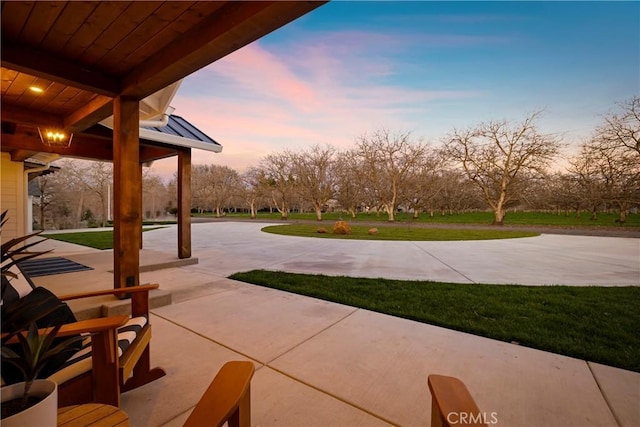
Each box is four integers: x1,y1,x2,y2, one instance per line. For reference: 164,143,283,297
184,361,255,427
58,284,159,301
427,374,487,427
56,315,130,337
1,315,129,344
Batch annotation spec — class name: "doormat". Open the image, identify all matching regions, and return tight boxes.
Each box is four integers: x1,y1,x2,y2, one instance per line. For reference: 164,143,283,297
18,257,93,277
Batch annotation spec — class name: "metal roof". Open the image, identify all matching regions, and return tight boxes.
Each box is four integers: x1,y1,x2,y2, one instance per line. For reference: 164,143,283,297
143,115,219,145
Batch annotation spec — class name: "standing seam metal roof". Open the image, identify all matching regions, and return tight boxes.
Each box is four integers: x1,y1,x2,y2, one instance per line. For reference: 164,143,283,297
143,115,221,148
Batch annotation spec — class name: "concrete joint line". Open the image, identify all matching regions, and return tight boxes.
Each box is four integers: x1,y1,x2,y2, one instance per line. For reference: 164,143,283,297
265,307,360,365
150,311,264,366
586,361,623,427
411,242,476,283
266,363,400,427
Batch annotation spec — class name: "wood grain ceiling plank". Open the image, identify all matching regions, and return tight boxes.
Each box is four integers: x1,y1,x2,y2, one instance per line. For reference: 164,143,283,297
1,43,121,96
61,1,132,58
1,1,35,40
40,1,100,53
79,1,164,71
4,71,38,98
121,1,275,98
108,1,195,74
1,68,19,95
117,1,225,71
20,78,62,109
20,1,66,47
48,85,82,106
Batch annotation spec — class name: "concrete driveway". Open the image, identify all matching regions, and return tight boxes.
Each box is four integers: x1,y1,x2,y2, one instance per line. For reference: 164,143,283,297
142,222,640,286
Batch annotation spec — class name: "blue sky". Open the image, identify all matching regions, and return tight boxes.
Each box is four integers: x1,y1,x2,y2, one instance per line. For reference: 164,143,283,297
152,1,639,177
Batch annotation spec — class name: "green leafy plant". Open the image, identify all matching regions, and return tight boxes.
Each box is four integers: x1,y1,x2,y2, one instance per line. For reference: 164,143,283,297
1,211,84,417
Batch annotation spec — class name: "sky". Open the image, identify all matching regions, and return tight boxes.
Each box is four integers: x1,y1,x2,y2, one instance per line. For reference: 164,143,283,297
149,1,640,180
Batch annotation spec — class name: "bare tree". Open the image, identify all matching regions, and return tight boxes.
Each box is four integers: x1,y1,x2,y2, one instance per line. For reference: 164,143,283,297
355,130,429,222
291,145,337,221
143,173,170,219
259,151,297,219
191,165,241,217
31,175,57,230
442,112,561,225
401,151,444,218
597,96,640,156
570,138,639,223
334,150,365,218
240,167,268,219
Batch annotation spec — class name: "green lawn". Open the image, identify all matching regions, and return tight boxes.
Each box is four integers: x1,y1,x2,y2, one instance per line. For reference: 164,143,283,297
262,224,539,240
44,227,165,250
197,210,640,228
229,270,640,373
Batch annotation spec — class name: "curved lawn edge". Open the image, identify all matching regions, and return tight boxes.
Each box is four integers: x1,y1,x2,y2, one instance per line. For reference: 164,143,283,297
261,224,540,241
229,270,640,373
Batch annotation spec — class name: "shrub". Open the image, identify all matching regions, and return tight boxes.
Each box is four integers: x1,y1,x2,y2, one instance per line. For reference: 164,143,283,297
333,221,352,235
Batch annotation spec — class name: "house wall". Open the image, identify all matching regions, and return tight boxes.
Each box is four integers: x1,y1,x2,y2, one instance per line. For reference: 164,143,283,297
1,152,26,242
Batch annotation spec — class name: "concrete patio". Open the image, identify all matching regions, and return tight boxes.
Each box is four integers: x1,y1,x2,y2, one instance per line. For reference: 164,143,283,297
34,222,640,426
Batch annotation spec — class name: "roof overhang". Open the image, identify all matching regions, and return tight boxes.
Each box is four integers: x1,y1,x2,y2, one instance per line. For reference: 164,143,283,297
1,1,327,161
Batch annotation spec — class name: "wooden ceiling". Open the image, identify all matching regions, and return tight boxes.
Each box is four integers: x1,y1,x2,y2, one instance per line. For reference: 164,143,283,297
1,1,325,161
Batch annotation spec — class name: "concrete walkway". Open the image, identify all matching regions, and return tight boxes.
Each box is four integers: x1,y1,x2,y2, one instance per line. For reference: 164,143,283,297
37,222,639,426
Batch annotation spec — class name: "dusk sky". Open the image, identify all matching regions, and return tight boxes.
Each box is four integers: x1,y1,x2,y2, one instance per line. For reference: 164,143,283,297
150,1,640,180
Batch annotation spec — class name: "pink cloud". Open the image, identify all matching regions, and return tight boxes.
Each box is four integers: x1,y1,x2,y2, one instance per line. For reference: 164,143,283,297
149,32,481,179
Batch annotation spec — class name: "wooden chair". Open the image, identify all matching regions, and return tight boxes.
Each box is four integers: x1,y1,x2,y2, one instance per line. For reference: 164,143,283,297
184,361,255,427
427,374,488,427
52,284,166,408
2,260,165,408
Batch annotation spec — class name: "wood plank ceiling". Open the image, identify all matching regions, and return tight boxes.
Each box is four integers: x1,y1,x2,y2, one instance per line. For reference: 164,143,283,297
1,1,325,161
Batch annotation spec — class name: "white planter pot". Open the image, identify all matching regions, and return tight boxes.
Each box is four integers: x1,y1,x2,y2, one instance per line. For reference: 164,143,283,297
1,379,58,427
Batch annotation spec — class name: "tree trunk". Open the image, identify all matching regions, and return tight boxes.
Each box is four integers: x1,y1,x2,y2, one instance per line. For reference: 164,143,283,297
249,201,256,219
618,210,627,223
314,203,323,221
493,207,505,225
384,204,395,222
39,196,46,230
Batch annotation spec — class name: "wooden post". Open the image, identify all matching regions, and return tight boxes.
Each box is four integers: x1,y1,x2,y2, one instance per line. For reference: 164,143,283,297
177,149,191,259
113,96,141,290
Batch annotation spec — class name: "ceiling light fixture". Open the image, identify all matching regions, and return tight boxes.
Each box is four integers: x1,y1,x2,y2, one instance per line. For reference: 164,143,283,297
29,86,44,94
38,128,73,148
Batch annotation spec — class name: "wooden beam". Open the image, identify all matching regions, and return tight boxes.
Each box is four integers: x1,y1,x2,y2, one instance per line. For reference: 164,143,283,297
112,96,141,291
122,1,326,99
177,149,191,259
0,132,114,161
64,95,113,133
1,42,121,97
140,145,178,163
1,104,64,129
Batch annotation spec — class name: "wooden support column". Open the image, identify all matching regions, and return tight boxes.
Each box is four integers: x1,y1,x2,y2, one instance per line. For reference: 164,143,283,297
177,149,191,259
113,96,141,290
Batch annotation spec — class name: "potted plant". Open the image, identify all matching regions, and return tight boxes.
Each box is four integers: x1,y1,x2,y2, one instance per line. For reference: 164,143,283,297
1,211,83,426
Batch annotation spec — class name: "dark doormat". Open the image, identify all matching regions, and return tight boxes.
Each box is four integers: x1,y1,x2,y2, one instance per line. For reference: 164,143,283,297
18,257,93,277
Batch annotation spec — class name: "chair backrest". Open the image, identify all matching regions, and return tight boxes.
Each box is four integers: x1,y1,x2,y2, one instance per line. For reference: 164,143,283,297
1,259,37,305
427,374,488,427
184,361,255,427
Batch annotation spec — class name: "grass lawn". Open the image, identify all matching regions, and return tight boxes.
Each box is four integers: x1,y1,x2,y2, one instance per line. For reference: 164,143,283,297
262,224,539,240
229,270,640,372
44,227,164,250
197,210,640,228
